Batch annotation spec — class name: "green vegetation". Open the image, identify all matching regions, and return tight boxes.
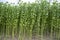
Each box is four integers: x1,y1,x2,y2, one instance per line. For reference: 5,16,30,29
0,0,60,40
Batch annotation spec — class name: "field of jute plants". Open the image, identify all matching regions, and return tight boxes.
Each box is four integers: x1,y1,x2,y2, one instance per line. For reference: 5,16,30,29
0,0,60,40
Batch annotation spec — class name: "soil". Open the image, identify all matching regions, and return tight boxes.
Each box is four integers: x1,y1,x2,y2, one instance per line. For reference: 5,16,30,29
0,34,58,40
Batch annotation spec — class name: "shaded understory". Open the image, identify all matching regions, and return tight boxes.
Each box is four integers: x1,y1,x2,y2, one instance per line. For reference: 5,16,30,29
0,33,60,40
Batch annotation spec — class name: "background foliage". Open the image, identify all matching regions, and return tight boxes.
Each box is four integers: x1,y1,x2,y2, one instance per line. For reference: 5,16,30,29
0,0,60,40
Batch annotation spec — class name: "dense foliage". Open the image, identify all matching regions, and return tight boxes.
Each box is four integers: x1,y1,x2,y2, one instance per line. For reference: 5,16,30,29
0,0,60,40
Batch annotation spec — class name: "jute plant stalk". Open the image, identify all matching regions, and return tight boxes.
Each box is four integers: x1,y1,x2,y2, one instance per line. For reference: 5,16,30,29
40,1,47,40
18,4,25,40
